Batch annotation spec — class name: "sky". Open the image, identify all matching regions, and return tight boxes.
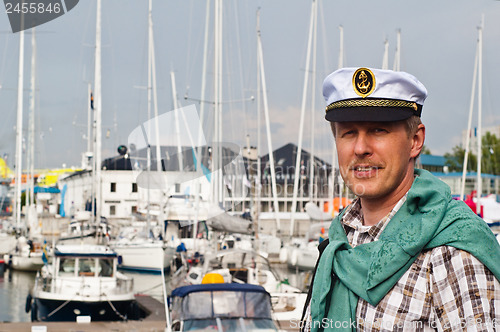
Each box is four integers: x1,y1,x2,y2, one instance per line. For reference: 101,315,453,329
0,0,500,170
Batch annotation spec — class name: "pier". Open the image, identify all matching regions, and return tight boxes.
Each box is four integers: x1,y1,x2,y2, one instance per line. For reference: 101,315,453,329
0,294,299,331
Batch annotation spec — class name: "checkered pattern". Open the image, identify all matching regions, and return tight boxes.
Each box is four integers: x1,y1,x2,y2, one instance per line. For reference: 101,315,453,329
303,197,500,331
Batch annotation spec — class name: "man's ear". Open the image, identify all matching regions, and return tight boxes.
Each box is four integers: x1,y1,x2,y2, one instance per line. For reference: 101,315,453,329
410,124,426,159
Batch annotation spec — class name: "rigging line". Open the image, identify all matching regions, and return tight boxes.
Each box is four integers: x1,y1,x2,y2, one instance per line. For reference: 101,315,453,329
184,0,196,88
137,282,164,294
232,1,245,120
221,16,236,144
317,0,331,74
234,2,255,143
480,59,495,125
101,2,120,152
136,6,149,125
46,291,80,318
0,34,10,89
104,294,128,321
226,1,248,145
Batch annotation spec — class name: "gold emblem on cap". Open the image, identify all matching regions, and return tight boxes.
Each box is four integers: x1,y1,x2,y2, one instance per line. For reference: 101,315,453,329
352,68,375,98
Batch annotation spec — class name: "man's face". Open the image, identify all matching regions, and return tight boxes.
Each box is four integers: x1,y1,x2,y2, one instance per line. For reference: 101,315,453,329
334,120,424,202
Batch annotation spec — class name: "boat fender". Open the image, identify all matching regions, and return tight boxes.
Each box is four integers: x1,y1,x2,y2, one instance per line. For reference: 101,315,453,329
118,255,123,265
25,293,32,313
279,247,288,263
290,249,298,266
30,301,38,321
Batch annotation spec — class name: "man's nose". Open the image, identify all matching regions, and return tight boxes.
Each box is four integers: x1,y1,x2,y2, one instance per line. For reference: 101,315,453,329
353,134,372,157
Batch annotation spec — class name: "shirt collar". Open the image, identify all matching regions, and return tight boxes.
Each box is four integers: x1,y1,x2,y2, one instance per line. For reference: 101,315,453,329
342,194,408,240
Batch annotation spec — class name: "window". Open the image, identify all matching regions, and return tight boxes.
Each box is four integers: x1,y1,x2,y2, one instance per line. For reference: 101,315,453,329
110,205,116,216
59,258,76,275
132,183,138,193
98,259,113,277
110,182,116,192
131,206,137,213
78,258,95,276
175,183,181,193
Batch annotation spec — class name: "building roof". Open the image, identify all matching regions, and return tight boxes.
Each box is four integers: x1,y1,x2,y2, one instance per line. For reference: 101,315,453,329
260,143,331,174
432,171,500,179
419,154,446,167
101,145,240,172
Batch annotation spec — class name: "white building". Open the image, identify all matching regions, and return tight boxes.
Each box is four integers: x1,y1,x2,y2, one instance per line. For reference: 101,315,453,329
59,145,215,221
462,125,500,154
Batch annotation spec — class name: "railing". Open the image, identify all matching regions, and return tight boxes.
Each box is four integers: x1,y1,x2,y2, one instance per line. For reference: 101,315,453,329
34,274,134,296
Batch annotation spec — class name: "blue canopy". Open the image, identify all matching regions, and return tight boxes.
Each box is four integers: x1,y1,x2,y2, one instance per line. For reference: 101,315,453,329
25,186,61,194
171,283,269,298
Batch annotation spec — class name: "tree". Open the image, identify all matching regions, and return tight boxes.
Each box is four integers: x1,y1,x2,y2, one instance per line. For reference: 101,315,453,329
421,145,432,155
481,132,500,175
444,132,500,175
444,146,477,173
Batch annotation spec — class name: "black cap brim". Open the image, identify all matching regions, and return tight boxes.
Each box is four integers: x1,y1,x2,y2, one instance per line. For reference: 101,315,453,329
325,106,420,122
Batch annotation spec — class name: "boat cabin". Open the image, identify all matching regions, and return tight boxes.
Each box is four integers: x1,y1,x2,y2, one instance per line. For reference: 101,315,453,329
170,283,278,331
54,245,117,278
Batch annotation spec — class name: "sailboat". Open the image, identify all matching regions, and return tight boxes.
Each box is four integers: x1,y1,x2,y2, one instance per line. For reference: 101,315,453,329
457,19,500,237
27,0,143,323
5,27,48,272
168,6,308,328
109,0,178,273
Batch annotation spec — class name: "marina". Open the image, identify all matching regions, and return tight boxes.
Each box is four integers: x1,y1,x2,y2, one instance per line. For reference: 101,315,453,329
0,259,306,331
0,1,500,331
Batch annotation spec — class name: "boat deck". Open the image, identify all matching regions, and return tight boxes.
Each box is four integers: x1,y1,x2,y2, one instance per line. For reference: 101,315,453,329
0,294,299,331
0,320,166,332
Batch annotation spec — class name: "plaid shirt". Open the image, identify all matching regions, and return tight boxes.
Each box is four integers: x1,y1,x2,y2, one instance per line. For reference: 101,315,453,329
303,196,500,331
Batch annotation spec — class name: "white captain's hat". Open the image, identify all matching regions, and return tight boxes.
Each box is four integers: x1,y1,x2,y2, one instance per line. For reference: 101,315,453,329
323,67,428,122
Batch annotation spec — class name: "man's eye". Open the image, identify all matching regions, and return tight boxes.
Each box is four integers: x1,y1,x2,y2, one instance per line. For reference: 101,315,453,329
341,130,354,137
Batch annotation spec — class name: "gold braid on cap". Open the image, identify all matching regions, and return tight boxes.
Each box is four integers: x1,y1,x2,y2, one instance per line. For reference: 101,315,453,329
326,99,419,112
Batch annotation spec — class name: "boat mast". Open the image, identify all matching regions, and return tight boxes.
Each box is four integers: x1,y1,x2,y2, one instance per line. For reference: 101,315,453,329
308,0,318,202
255,8,262,241
256,8,281,234
170,72,183,172
148,0,162,174
460,33,479,201
290,0,317,236
393,29,401,71
93,0,102,226
382,38,389,70
14,29,25,231
28,28,36,208
329,25,342,213
191,0,211,252
476,17,483,215
212,0,223,205
460,17,483,215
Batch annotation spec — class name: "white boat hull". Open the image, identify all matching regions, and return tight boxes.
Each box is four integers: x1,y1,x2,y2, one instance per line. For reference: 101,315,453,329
28,244,142,322
112,243,176,273
7,252,45,272
0,233,17,255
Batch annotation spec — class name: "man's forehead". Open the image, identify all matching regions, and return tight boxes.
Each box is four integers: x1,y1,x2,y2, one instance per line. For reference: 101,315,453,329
334,120,405,129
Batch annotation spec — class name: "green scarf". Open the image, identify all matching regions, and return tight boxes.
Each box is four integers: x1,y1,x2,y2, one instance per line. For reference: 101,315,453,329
310,169,500,332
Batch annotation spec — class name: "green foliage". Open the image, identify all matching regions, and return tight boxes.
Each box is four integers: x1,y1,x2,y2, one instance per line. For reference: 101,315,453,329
444,132,500,175
481,132,500,175
421,145,432,155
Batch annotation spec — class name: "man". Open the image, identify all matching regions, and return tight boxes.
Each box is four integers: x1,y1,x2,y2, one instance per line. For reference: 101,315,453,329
301,67,500,331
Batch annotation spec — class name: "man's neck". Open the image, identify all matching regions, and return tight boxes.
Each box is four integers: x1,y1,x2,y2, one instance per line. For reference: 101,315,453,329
359,184,413,226
360,198,400,226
